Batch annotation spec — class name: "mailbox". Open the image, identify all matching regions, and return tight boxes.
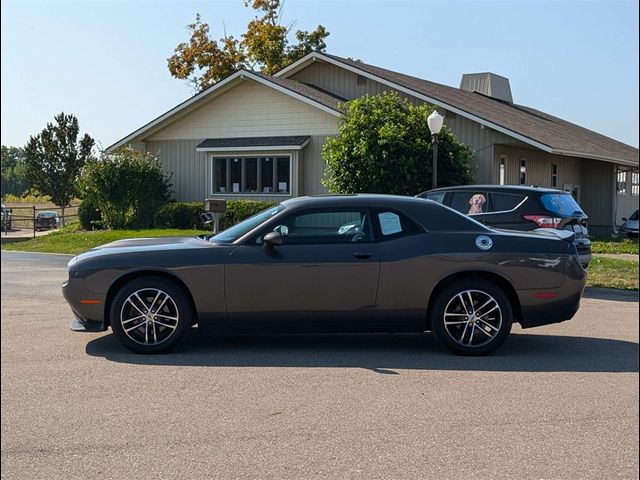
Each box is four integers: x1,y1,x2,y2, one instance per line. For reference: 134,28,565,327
203,198,227,213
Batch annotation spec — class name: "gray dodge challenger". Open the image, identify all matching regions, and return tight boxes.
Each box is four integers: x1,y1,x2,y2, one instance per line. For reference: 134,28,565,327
63,194,586,355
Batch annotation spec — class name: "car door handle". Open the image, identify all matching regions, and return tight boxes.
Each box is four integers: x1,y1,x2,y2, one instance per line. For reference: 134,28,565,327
353,251,372,259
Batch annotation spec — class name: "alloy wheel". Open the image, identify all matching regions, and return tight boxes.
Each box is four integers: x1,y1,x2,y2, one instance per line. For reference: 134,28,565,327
443,289,503,347
119,288,180,346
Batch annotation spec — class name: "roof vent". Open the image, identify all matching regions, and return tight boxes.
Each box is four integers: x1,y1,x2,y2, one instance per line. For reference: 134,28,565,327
460,72,513,103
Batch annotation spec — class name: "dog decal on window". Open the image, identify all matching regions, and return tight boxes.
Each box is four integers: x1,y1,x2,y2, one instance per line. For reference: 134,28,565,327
468,194,487,215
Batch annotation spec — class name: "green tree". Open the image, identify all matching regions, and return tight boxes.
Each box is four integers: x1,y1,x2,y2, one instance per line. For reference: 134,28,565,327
81,147,172,229
322,92,475,195
168,0,329,91
23,113,95,222
1,145,30,197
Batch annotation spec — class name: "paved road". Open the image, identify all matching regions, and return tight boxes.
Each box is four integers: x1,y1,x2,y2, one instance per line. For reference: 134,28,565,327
1,251,638,480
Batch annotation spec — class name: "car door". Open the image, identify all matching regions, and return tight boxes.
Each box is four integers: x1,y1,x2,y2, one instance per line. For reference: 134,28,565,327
224,207,380,332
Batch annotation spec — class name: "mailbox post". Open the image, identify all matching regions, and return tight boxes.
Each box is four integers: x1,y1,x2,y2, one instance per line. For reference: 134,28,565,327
203,198,227,234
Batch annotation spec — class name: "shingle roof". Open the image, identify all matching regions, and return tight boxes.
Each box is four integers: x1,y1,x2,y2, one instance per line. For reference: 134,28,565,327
321,54,638,165
197,136,310,149
251,71,341,111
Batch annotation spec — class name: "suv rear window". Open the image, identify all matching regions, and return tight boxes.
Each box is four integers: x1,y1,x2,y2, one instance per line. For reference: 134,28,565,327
540,193,584,216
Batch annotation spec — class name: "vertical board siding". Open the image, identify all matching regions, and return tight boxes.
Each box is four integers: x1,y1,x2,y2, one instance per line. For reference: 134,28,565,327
492,145,583,189
580,159,614,229
146,140,208,202
301,135,332,196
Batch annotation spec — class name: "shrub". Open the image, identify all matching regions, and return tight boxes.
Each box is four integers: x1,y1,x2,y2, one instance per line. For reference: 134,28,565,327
323,92,475,195
78,196,102,230
152,199,274,231
154,202,205,230
81,147,172,229
219,200,275,230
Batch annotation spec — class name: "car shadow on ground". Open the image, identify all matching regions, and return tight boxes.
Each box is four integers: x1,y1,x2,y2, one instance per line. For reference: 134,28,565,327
85,331,639,374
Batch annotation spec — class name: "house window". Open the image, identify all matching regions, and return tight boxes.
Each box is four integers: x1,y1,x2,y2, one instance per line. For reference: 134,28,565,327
632,172,639,196
616,171,627,195
519,159,527,185
212,155,291,194
552,164,558,188
499,156,506,185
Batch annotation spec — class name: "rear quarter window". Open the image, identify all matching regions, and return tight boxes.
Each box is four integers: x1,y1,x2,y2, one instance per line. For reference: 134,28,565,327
375,210,423,239
490,193,526,212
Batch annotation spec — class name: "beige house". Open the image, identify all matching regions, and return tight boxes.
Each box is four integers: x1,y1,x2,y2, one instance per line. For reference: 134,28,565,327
108,52,639,236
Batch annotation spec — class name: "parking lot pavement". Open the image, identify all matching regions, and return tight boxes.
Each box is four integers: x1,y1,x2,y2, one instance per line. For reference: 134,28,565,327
1,251,638,480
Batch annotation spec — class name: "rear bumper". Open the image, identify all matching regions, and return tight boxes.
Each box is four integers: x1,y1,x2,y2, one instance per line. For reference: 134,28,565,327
519,291,583,328
517,256,586,329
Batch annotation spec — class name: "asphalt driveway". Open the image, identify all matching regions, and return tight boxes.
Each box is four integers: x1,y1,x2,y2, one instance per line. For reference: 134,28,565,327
1,251,638,479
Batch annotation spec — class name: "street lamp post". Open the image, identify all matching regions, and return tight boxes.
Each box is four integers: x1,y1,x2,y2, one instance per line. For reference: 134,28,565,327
427,110,444,189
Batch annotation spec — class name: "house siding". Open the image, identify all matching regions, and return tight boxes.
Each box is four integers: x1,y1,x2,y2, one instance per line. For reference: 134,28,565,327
147,80,338,141
580,159,615,233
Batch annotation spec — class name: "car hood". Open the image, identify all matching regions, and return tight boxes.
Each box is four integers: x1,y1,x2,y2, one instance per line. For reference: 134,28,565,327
73,236,214,264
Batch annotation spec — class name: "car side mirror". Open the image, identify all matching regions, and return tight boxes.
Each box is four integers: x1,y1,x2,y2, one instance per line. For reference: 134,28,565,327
622,217,628,222
264,231,283,247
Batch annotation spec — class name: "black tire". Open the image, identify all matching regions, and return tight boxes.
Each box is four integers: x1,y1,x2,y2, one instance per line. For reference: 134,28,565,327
110,276,193,354
430,279,513,356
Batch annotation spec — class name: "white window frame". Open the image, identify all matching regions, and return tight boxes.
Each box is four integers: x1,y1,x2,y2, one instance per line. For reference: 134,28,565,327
499,156,506,185
210,154,293,196
616,170,628,196
551,163,558,188
632,171,639,196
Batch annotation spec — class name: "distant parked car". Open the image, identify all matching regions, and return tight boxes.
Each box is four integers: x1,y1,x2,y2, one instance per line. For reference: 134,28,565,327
619,210,639,238
416,185,592,267
35,211,60,231
1,204,12,231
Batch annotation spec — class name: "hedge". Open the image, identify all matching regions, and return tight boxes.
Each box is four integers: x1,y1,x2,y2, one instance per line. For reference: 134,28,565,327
154,202,204,230
78,196,102,230
154,200,275,231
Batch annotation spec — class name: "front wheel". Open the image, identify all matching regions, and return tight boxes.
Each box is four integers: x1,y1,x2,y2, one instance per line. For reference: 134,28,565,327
430,280,513,356
110,277,193,354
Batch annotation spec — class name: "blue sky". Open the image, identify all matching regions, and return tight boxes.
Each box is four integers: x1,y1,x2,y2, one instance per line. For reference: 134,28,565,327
1,0,638,149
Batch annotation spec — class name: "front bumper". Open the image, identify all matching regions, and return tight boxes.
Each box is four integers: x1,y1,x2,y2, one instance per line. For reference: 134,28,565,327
62,277,107,332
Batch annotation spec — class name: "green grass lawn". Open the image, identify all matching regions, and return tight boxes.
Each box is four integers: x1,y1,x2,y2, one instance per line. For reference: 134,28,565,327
591,238,638,255
1,225,208,255
586,256,639,291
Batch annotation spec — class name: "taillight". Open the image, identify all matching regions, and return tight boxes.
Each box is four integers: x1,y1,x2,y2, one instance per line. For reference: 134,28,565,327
523,215,562,228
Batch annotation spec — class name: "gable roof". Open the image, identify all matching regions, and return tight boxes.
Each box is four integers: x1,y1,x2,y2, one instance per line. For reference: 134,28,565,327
106,69,340,151
276,52,639,166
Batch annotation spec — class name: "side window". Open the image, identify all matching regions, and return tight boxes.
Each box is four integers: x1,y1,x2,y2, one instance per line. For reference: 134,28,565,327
490,193,526,213
375,210,423,239
266,209,373,244
426,192,446,204
450,192,489,215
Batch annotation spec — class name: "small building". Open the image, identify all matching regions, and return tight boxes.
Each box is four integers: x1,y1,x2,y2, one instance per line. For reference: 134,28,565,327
108,52,639,236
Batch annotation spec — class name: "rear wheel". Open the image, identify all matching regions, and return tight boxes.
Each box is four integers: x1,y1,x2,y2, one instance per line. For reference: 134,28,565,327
430,279,513,355
110,277,193,354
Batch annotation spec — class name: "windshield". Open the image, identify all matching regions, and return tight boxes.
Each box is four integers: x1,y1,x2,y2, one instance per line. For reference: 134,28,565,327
540,193,584,216
630,210,639,221
209,205,284,243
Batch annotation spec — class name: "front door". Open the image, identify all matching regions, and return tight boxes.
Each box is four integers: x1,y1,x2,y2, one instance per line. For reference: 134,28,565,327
224,207,380,332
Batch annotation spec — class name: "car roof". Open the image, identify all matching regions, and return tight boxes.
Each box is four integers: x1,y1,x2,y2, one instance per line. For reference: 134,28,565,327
281,193,433,208
423,185,567,195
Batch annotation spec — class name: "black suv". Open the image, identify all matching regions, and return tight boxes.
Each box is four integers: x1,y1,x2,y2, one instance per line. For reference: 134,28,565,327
416,185,591,267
